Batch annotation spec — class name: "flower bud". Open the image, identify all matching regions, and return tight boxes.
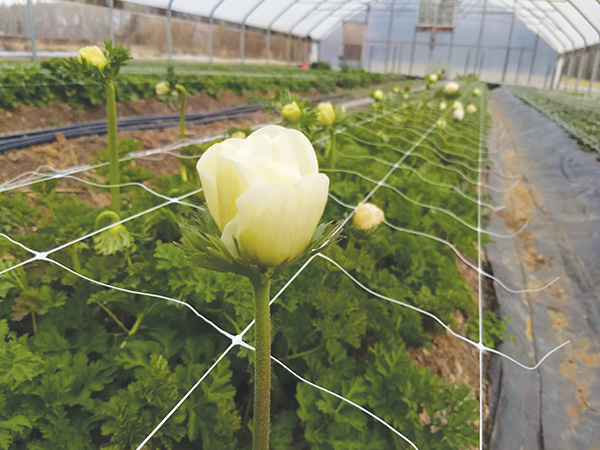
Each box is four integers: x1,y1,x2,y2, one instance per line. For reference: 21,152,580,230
78,46,108,69
466,104,477,114
428,73,438,83
317,102,335,127
155,82,170,96
231,130,246,139
473,88,481,97
392,86,400,93
281,102,302,122
453,108,465,121
403,93,409,99
452,101,463,111
436,119,447,129
372,90,384,101
444,82,459,95
353,203,384,230
439,101,447,111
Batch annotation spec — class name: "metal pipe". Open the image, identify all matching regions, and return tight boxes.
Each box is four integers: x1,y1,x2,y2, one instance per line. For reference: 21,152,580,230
396,43,403,74
384,0,396,73
543,64,552,90
362,5,370,70
501,0,518,84
208,0,227,64
547,0,588,92
564,0,600,96
527,33,540,86
27,0,36,62
515,46,524,84
107,0,114,43
266,0,300,64
473,0,488,76
166,0,175,62
591,47,600,96
463,50,471,76
576,50,587,92
239,0,268,63
408,27,417,76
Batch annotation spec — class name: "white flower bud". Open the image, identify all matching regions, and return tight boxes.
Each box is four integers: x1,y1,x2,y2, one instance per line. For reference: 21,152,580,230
353,203,384,230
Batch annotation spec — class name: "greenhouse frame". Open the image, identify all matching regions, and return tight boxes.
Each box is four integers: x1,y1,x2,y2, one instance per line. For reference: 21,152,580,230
0,1,599,450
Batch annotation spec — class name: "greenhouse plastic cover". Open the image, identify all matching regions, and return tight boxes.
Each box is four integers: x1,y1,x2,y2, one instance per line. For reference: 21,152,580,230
121,0,600,53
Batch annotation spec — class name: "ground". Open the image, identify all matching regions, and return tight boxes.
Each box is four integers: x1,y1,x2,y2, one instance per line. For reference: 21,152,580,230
486,87,600,450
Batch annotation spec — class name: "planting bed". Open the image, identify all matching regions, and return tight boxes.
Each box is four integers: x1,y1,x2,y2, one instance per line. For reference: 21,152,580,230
0,82,504,450
510,87,600,153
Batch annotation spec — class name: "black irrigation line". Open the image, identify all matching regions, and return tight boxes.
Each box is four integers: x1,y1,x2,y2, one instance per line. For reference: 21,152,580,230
0,93,345,154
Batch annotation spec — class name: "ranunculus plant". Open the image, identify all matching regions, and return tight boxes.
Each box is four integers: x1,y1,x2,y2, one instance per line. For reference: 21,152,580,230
180,125,337,450
77,41,131,215
316,102,347,169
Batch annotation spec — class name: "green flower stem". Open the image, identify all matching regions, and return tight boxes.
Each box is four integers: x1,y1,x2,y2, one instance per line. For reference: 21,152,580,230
97,302,130,334
250,273,272,450
179,91,187,139
106,81,120,215
31,311,37,334
129,312,144,335
177,86,187,140
328,128,336,169
70,247,82,273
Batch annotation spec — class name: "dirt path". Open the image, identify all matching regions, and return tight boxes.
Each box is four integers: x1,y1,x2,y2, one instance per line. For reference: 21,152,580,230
485,87,600,450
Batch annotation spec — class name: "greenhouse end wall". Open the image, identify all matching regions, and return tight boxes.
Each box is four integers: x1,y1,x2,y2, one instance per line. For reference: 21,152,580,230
319,4,559,89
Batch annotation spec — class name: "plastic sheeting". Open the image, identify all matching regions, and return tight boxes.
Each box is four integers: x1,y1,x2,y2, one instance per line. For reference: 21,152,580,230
120,0,600,53
486,87,600,449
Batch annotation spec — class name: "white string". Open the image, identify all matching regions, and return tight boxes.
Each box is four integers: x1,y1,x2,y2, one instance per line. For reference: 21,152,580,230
50,174,205,211
314,253,569,370
0,188,203,278
328,193,552,294
334,150,506,211
336,131,518,193
476,92,484,450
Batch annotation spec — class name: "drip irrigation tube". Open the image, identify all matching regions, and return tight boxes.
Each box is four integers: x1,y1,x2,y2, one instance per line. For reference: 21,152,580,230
0,93,346,154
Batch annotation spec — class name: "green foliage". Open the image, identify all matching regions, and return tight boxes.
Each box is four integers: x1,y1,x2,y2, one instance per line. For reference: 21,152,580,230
0,83,496,449
0,61,388,109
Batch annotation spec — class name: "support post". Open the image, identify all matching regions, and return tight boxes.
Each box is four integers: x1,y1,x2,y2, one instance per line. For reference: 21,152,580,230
515,46,524,85
501,0,518,84
240,24,245,63
590,46,600,96
565,52,575,90
473,0,488,77
575,49,586,93
208,0,226,64
166,0,175,63
543,64,552,90
446,29,455,75
266,29,271,64
107,0,114,43
391,45,398,74
478,53,485,79
287,34,292,63
463,50,470,76
209,16,214,63
384,0,396,73
408,28,417,76
27,0,36,62
361,5,370,70
396,43,403,74
527,33,540,86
